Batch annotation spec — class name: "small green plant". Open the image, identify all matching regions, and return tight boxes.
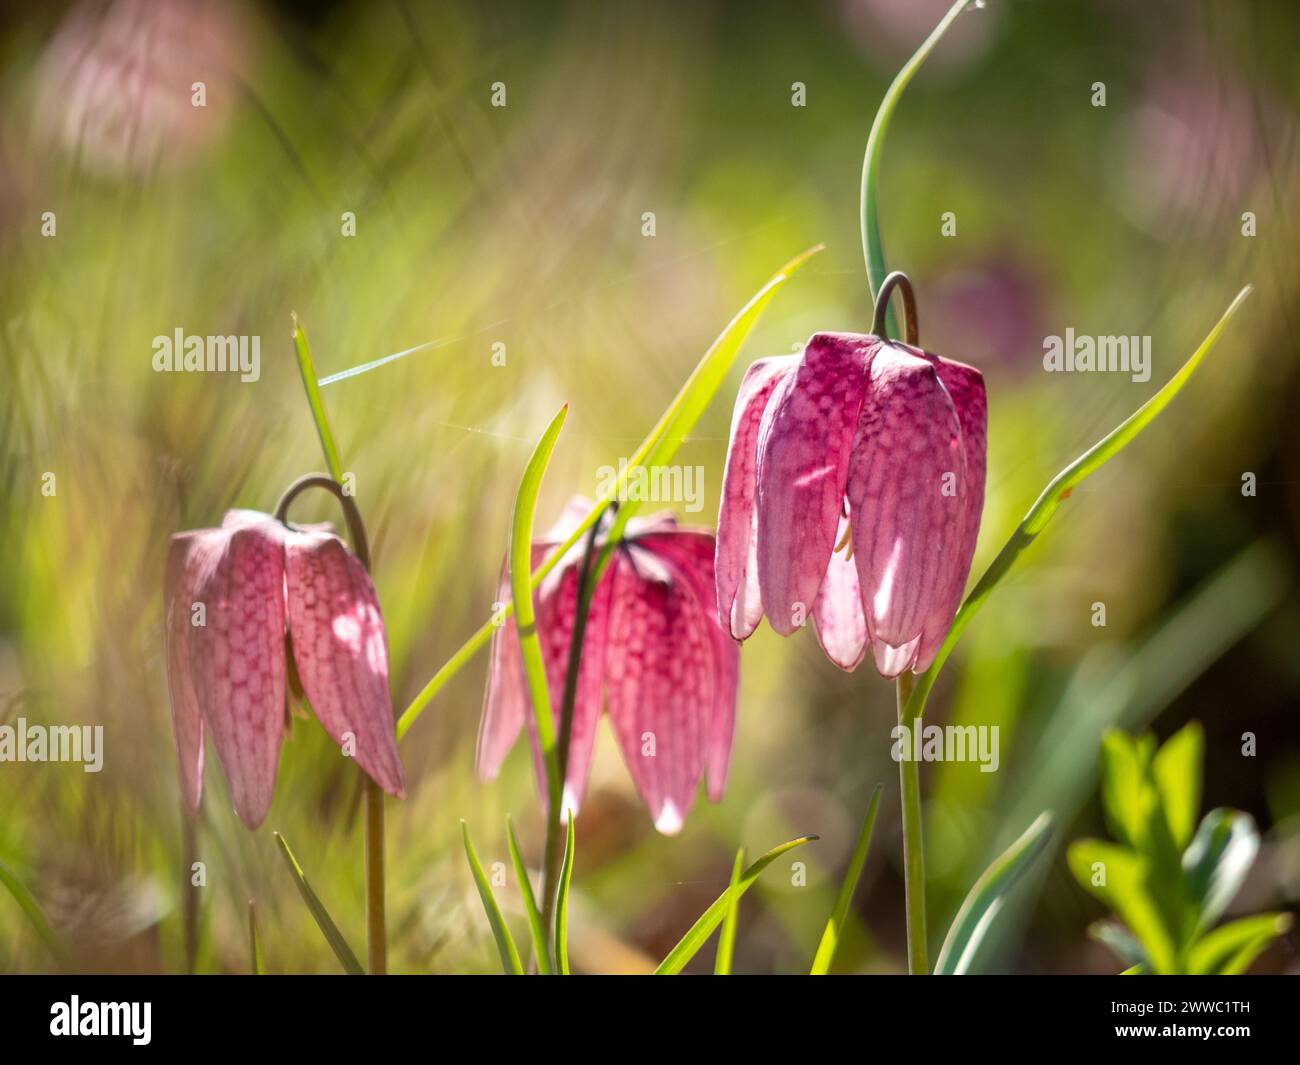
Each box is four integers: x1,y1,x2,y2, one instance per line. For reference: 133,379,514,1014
1068,722,1291,974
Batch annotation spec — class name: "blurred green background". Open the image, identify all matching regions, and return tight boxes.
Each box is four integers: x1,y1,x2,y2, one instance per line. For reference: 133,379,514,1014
1,0,1298,974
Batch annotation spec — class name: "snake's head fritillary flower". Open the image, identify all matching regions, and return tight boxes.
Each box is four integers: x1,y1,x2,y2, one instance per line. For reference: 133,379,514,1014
716,272,986,678
476,499,738,835
165,508,405,829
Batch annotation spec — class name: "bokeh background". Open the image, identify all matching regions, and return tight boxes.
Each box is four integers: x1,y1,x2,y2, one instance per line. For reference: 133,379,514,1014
1,0,1297,974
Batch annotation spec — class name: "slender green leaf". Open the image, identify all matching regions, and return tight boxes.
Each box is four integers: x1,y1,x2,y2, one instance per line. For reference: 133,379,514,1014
905,286,1253,724
290,315,344,482
247,899,264,975
1190,913,1291,975
272,832,364,975
1153,722,1203,851
811,784,883,975
714,848,746,976
1119,964,1146,975
1068,840,1177,974
861,0,973,336
505,816,551,975
395,246,822,740
509,404,569,817
0,858,64,964
654,835,818,975
555,812,576,976
1182,809,1260,934
461,821,524,975
935,813,1053,975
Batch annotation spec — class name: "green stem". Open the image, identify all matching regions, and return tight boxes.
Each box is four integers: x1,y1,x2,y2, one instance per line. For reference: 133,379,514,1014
861,0,973,335
897,672,927,974
540,508,607,951
364,778,386,974
289,318,387,974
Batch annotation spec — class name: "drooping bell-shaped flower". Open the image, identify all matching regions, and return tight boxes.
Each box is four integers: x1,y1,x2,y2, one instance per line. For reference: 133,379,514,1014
165,508,406,829
476,499,738,835
716,272,986,677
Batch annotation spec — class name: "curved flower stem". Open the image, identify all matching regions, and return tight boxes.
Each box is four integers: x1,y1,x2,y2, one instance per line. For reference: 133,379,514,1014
540,506,608,955
897,672,927,974
274,470,387,974
871,271,919,344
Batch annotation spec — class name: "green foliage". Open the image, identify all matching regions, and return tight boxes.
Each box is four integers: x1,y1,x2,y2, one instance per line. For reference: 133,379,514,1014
1068,723,1290,974
935,813,1054,975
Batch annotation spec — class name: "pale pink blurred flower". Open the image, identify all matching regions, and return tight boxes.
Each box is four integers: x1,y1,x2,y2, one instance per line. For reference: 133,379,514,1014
477,499,738,835
165,510,405,829
36,0,245,175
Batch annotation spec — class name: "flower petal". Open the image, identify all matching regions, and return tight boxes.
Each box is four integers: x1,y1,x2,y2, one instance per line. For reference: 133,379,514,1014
756,334,876,636
632,529,739,802
811,512,869,671
475,558,529,781
715,356,796,640
604,549,717,833
284,529,406,799
846,345,966,678
186,521,287,829
164,532,213,813
917,351,987,670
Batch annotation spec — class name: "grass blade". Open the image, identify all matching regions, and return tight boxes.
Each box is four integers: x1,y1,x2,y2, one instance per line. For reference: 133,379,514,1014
272,832,364,975
861,0,974,335
395,246,821,740
810,783,883,975
935,813,1053,975
555,812,576,975
461,821,524,975
654,834,818,975
0,858,64,964
906,286,1252,724
247,898,264,975
713,847,746,975
506,816,552,975
510,403,569,814
290,315,344,481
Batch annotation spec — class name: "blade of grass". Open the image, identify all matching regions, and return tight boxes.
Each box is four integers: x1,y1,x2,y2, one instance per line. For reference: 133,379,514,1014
713,847,746,975
905,286,1253,724
862,0,974,335
934,813,1053,975
654,834,818,975
510,404,569,827
811,783,883,975
555,812,576,975
461,821,524,975
247,899,264,975
272,832,364,975
290,314,344,481
506,815,552,975
395,245,822,740
0,858,64,964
